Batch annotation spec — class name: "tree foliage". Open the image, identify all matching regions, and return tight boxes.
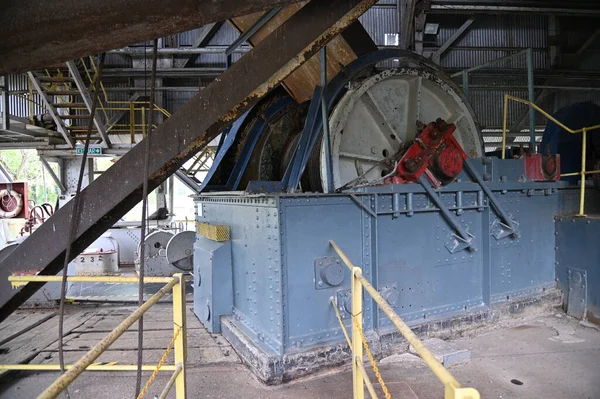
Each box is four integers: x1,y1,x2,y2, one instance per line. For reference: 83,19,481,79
0,150,60,206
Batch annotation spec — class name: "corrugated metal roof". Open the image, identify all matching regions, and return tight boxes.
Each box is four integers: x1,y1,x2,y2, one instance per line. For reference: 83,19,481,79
359,7,398,45
431,14,547,48
164,90,199,115
207,23,242,46
6,74,45,118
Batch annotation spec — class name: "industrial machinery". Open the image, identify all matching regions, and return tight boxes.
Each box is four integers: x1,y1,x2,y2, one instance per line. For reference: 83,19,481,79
203,50,482,194
191,49,588,384
0,182,29,219
135,230,194,277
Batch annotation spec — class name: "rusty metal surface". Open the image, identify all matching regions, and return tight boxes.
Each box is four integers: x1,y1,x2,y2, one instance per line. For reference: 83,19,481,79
0,0,306,75
230,3,376,103
0,0,379,322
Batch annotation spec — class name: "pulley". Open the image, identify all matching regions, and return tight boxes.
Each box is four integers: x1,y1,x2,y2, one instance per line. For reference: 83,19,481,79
209,51,482,193
135,230,176,277
320,67,481,191
166,231,195,271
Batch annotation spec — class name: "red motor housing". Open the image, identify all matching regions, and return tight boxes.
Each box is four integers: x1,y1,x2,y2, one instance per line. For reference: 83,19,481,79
390,118,467,188
524,153,561,181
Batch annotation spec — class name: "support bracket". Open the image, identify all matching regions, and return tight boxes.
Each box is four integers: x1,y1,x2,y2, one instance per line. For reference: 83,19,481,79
419,175,476,253
464,160,520,239
445,232,475,254
490,218,519,240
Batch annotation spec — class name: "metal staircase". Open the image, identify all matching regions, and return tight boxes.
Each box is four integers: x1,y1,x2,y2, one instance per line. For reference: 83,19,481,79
27,60,111,148
185,147,215,184
175,146,216,192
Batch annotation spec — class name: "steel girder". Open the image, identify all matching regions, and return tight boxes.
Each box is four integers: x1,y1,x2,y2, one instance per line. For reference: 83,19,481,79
0,0,378,321
0,0,306,75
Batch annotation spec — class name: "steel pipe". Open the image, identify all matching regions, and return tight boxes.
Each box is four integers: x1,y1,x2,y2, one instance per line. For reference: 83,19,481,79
526,48,536,152
108,48,249,55
158,363,183,399
419,175,475,250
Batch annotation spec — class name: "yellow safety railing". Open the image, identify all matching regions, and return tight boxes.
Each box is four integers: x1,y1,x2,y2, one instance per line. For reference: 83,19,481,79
329,241,480,399
3,274,187,399
23,61,173,143
80,56,171,126
502,94,600,216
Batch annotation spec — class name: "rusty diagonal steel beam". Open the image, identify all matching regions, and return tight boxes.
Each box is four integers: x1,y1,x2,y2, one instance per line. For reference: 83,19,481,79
0,0,306,75
0,0,378,322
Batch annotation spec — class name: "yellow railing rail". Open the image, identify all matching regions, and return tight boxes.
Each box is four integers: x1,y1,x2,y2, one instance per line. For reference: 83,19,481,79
23,63,172,143
329,241,480,399
502,94,600,216
3,274,187,399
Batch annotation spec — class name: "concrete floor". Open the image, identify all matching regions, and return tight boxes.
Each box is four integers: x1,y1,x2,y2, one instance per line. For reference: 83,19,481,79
0,305,599,399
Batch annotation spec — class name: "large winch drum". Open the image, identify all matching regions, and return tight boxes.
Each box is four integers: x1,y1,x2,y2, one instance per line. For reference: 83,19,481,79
320,67,482,191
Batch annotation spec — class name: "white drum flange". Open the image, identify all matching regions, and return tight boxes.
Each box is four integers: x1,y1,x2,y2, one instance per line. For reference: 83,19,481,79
320,67,482,191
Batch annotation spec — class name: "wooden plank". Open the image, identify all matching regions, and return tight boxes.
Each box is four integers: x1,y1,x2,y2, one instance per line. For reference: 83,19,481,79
74,306,203,331
0,309,97,370
32,346,240,366
230,2,359,103
0,311,57,347
46,329,219,351
0,310,55,334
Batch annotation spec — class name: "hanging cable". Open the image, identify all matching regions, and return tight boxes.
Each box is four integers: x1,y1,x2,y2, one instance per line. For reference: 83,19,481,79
57,53,106,398
41,158,48,203
135,37,159,398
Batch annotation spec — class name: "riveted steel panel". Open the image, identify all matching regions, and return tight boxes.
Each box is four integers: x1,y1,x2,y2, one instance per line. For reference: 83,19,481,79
194,177,590,356
281,196,365,351
198,196,284,354
556,216,600,323
376,209,484,329
490,192,560,303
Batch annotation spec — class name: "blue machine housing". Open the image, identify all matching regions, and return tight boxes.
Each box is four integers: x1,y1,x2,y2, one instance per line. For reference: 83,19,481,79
193,157,583,361
193,238,232,333
540,102,600,182
190,50,596,383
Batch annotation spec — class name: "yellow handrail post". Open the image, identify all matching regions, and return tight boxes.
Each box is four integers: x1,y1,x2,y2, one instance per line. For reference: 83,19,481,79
502,94,600,218
5,275,186,397
130,102,135,144
172,273,187,399
142,106,147,138
330,299,378,399
578,128,587,217
330,240,480,399
351,266,364,399
502,94,509,160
